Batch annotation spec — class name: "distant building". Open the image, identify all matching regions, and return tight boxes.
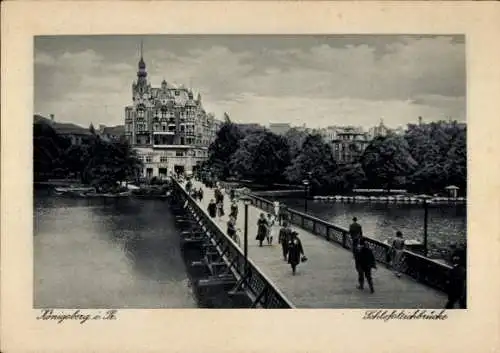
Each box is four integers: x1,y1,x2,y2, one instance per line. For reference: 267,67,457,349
368,119,391,139
269,123,291,135
318,126,341,142
124,44,221,179
34,114,92,145
330,126,370,164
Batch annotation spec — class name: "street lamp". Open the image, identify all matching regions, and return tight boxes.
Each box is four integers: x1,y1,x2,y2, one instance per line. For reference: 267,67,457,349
302,179,310,213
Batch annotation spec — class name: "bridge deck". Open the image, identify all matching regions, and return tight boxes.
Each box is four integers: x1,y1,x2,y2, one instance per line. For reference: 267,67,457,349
192,182,447,308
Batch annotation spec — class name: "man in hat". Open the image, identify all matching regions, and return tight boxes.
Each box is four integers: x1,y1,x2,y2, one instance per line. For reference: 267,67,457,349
349,217,363,256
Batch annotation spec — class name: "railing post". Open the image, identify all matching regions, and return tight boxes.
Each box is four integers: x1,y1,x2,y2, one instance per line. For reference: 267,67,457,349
342,231,347,248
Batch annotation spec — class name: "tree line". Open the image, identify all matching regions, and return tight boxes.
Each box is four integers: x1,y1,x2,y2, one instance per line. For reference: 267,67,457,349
201,117,466,195
34,120,143,190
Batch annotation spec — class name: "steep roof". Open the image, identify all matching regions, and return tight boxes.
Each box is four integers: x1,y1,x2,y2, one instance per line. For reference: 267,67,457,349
33,114,91,135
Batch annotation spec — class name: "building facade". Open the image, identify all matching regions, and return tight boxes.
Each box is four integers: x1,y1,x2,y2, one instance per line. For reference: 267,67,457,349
124,48,221,179
329,126,370,164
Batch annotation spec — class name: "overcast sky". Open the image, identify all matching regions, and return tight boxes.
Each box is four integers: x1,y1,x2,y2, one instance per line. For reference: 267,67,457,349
34,35,465,129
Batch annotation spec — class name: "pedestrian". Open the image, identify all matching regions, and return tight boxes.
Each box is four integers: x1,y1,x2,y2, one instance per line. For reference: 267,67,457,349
349,217,363,256
279,207,289,226
227,216,237,242
266,213,276,245
278,221,292,261
390,231,405,277
207,199,217,219
230,188,236,202
355,238,377,293
273,201,280,223
217,200,225,219
444,252,466,309
230,201,239,220
198,187,204,202
186,179,193,193
287,231,305,275
255,213,269,247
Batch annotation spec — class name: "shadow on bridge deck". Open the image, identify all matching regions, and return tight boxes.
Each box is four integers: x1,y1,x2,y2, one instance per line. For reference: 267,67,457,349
192,182,446,309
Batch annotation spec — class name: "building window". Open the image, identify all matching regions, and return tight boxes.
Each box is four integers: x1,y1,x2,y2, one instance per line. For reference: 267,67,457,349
176,151,184,157
175,90,180,96
160,156,168,163
146,156,152,163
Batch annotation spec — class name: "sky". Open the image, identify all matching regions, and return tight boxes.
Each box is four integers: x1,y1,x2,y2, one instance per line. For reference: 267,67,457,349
34,35,466,129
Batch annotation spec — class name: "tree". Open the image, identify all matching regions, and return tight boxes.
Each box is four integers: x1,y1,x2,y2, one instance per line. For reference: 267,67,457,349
33,120,71,180
207,117,244,179
332,162,367,192
230,131,290,184
84,139,143,188
285,133,337,193
443,126,466,192
361,134,417,192
405,120,466,193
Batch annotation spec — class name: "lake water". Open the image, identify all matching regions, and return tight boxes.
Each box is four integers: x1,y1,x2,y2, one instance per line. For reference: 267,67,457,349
275,197,466,250
34,190,197,308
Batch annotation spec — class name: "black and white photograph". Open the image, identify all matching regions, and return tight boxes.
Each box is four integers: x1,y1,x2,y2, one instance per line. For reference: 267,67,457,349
33,34,467,309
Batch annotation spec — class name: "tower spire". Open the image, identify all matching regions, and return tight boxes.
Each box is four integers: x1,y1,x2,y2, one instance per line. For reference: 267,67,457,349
140,39,143,60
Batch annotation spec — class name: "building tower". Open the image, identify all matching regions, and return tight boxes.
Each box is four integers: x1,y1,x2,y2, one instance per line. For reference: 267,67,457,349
136,40,148,94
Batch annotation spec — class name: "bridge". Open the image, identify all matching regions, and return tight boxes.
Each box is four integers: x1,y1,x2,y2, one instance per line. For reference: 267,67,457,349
173,179,448,308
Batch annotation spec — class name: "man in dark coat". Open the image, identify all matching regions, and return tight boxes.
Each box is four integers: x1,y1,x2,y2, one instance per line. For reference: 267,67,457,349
349,217,363,256
445,253,467,309
278,221,292,261
256,213,268,247
354,238,376,293
287,231,305,275
230,202,239,220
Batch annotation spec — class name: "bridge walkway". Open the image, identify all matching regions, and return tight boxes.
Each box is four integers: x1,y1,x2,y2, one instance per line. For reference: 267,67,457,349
191,182,446,308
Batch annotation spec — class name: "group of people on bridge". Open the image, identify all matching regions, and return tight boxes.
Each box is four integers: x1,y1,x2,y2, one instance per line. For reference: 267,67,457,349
349,217,467,307
186,176,467,308
201,181,307,275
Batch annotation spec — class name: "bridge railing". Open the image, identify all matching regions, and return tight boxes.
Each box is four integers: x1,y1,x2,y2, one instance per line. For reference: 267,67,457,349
246,192,452,292
172,179,295,309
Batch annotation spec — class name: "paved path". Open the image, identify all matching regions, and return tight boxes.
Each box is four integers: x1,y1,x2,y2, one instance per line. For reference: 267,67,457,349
190,182,447,309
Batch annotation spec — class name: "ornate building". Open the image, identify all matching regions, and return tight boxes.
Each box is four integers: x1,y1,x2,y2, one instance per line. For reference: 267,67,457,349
124,44,221,179
329,126,370,164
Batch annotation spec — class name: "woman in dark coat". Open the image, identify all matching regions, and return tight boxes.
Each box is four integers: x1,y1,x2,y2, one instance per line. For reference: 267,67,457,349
207,199,217,218
256,213,269,247
287,231,305,275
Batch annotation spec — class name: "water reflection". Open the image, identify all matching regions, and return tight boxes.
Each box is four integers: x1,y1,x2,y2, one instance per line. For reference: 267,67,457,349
34,192,196,308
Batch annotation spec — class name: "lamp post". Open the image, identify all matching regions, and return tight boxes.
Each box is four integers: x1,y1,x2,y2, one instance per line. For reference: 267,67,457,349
240,196,251,274
423,199,429,257
302,171,313,213
302,179,310,213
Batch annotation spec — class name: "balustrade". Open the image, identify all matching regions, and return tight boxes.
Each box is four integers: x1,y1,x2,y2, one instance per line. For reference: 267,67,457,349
244,193,452,292
171,179,294,308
